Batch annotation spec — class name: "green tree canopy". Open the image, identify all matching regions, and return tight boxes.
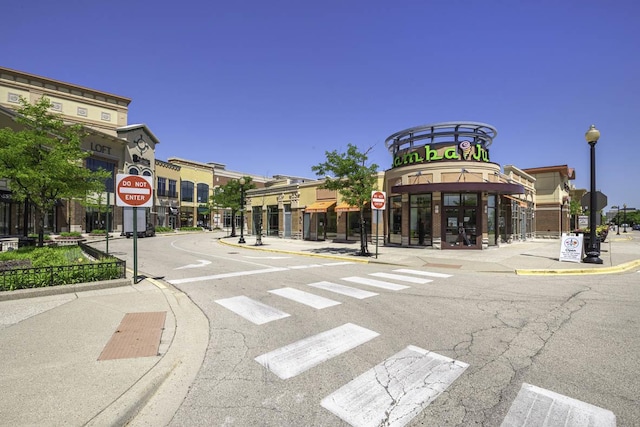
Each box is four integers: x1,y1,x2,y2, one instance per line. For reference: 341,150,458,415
312,143,379,255
210,176,255,237
0,97,110,245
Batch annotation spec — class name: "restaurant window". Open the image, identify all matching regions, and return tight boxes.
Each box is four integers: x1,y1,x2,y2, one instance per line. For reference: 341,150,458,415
410,194,431,246
443,193,479,247
388,195,402,245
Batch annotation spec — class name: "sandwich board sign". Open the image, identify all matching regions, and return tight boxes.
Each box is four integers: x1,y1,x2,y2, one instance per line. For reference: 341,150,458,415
559,233,583,263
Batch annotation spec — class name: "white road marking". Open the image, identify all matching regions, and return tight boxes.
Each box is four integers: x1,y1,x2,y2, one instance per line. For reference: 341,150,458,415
321,345,469,427
168,267,288,284
255,323,379,379
341,276,409,291
501,383,616,427
289,264,324,269
268,288,341,309
323,261,356,266
214,296,290,325
174,259,212,270
369,272,433,284
243,256,292,259
308,281,378,299
393,268,452,278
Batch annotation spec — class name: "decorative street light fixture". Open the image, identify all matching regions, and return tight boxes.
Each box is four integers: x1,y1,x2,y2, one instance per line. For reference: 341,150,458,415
239,177,246,244
623,203,627,233
583,125,603,264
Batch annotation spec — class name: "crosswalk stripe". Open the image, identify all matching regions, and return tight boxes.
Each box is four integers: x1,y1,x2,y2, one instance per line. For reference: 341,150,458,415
308,281,378,299
255,323,379,379
369,272,433,284
289,264,324,269
268,287,341,309
393,268,452,278
501,383,616,427
214,296,290,325
321,345,469,427
168,267,288,284
341,276,410,291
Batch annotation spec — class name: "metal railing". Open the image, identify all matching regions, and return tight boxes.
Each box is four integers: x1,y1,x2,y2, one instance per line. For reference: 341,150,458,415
0,243,126,291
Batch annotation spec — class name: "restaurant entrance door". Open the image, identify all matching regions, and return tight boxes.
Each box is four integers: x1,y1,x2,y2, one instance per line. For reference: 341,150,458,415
442,193,479,248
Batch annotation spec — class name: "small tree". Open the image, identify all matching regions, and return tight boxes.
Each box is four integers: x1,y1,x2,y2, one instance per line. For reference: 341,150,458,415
312,144,379,256
210,176,256,237
0,97,110,246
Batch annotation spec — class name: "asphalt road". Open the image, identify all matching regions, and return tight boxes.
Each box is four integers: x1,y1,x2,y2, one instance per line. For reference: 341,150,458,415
104,233,640,426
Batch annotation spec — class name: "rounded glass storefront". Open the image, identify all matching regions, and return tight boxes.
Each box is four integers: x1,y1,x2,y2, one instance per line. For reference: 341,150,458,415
384,122,525,249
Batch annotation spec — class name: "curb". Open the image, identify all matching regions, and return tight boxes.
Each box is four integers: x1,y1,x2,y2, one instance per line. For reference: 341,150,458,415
515,259,640,276
217,238,373,263
0,278,132,301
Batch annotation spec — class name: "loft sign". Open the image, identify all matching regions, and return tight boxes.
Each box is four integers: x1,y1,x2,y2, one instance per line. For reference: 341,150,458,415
90,142,112,155
393,141,490,168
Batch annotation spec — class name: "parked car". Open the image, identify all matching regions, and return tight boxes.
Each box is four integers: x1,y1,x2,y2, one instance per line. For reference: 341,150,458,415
125,224,155,238
632,224,640,231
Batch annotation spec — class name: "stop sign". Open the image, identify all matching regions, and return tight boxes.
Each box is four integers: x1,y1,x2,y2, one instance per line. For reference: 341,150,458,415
371,191,386,210
116,174,154,207
581,191,607,211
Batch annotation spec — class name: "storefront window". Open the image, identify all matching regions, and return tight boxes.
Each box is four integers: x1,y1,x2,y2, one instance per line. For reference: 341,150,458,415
410,194,431,246
388,196,402,245
487,195,497,246
267,205,279,236
443,193,478,247
347,209,371,241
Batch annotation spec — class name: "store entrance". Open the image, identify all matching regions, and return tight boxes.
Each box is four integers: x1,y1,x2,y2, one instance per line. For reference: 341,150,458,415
442,193,479,248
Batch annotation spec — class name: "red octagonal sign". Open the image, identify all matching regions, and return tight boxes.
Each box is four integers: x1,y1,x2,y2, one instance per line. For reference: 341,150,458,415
116,174,154,208
371,191,386,210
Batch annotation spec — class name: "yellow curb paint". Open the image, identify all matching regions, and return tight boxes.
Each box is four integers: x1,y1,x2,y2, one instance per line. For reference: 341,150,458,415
516,259,640,276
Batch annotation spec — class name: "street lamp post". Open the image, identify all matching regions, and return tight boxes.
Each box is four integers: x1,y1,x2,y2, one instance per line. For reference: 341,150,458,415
623,203,627,233
239,177,246,244
613,205,620,235
583,125,603,264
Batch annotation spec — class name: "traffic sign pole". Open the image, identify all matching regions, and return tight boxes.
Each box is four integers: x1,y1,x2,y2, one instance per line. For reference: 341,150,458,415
371,191,387,259
133,207,138,283
116,174,153,284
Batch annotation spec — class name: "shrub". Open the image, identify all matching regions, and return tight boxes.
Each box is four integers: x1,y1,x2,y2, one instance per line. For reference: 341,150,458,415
155,226,174,233
178,226,203,232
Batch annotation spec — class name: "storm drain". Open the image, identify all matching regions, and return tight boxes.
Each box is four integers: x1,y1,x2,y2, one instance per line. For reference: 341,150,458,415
98,312,166,361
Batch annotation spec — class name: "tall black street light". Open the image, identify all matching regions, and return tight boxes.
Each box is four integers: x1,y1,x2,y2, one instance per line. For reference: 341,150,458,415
613,205,620,235
623,203,627,233
238,177,246,244
583,125,602,264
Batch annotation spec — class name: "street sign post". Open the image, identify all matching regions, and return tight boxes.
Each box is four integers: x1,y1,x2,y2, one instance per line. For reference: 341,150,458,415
371,191,386,258
115,174,154,283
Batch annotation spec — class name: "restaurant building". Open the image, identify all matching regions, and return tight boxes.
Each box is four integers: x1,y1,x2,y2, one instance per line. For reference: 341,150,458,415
384,122,535,249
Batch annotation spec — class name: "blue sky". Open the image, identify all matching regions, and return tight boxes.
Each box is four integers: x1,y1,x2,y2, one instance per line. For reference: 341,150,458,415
4,0,639,210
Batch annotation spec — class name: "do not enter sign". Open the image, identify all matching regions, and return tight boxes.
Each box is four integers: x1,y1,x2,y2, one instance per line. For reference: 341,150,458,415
371,191,386,210
116,174,154,207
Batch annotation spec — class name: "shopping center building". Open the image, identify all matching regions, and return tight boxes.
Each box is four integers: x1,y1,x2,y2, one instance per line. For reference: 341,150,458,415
2,67,582,249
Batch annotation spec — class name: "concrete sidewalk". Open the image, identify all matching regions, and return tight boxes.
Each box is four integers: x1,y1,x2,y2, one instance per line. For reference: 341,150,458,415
219,230,640,275
0,279,208,427
0,230,638,427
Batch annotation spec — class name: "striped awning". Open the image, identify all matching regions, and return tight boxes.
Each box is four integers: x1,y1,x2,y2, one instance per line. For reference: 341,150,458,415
335,202,360,212
305,201,336,213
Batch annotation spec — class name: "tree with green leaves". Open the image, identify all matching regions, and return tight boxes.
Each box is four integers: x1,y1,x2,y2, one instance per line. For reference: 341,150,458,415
210,176,256,237
0,97,110,246
312,143,379,256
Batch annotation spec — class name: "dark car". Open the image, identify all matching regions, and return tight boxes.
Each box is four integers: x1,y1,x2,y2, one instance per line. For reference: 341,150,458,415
633,224,640,231
125,224,155,238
